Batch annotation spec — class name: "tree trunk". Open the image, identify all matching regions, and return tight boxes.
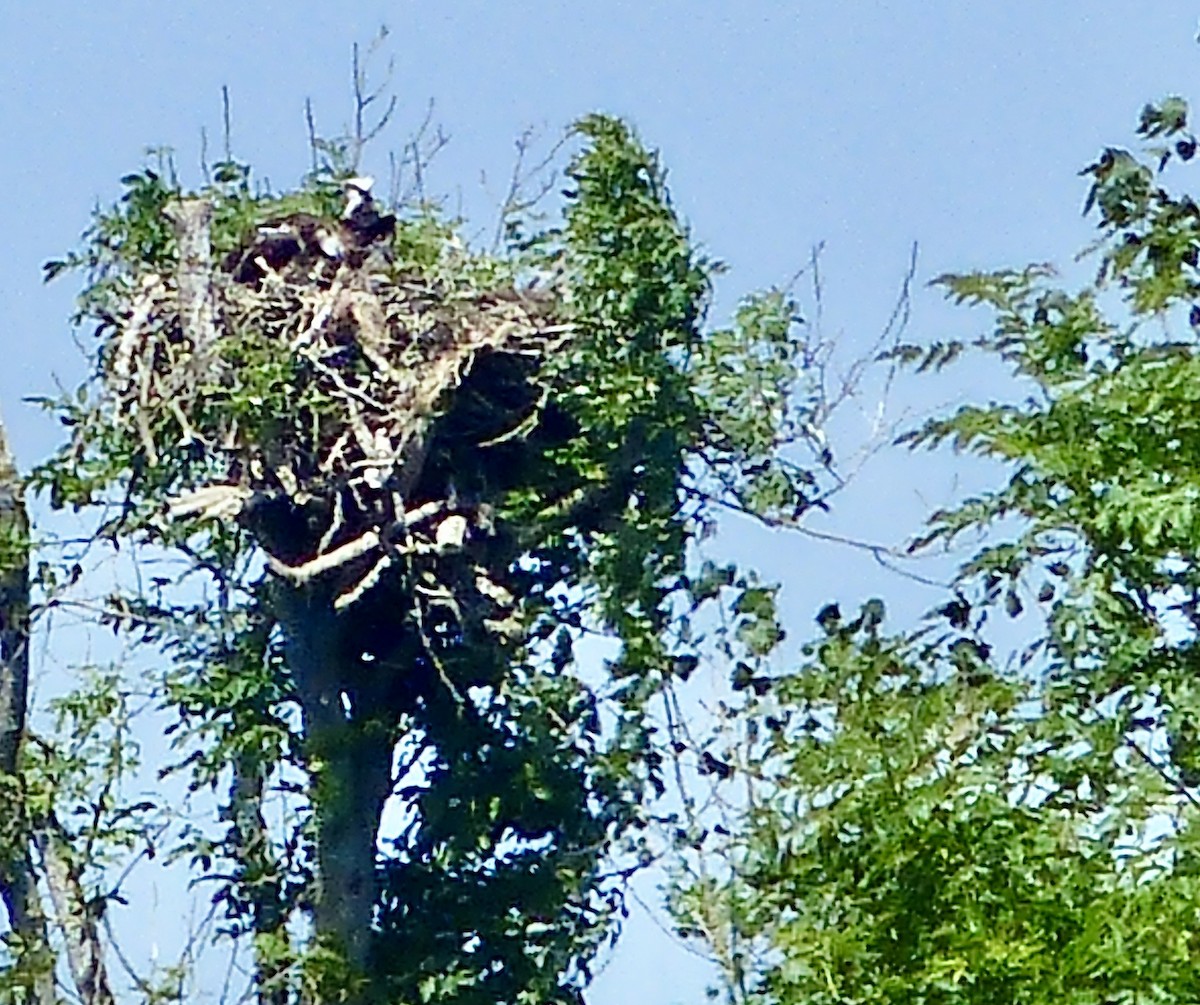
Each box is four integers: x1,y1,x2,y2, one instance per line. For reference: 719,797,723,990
230,751,292,1005
165,197,215,352
0,406,29,791
272,583,393,998
178,196,396,997
0,405,56,1005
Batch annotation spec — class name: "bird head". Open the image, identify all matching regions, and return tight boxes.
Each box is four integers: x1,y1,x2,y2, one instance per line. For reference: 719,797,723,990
342,176,376,217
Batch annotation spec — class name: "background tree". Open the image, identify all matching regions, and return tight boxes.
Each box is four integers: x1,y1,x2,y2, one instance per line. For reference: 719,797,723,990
667,95,1200,1003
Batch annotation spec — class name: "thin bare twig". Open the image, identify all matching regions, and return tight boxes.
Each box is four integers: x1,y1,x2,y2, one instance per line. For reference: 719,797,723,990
489,126,571,253
305,98,319,176
699,488,949,589
349,29,399,173
1125,735,1200,812
222,85,233,164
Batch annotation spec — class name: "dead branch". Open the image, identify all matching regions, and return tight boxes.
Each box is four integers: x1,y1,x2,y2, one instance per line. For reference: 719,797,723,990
32,811,115,1005
165,197,217,352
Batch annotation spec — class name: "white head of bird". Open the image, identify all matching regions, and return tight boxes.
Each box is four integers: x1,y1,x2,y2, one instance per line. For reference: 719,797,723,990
342,176,376,218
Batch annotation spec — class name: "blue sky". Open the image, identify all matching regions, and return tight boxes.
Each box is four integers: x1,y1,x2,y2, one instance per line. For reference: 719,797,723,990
4,3,1200,1002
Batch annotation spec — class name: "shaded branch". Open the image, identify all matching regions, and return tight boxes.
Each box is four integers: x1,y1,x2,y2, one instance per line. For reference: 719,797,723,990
31,810,115,1005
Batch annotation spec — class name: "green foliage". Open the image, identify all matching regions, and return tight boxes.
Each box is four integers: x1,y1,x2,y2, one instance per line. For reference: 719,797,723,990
669,94,1200,1004
24,668,157,867
901,97,1200,996
689,291,825,521
0,930,54,1005
904,96,1200,735
673,608,1200,1003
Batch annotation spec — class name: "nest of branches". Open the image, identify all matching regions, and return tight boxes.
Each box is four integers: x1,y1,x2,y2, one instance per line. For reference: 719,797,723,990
93,200,573,621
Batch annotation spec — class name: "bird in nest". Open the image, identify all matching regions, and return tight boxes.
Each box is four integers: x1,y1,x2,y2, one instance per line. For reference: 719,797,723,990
224,176,397,286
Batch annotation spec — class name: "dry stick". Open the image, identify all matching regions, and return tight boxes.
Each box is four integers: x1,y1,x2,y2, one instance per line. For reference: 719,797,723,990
222,84,234,163
165,198,216,354
306,98,320,175
349,32,398,173
32,811,116,1005
263,500,451,589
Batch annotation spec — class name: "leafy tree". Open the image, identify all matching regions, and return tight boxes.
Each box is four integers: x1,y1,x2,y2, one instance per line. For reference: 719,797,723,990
673,602,1200,1003
0,90,826,1005
668,95,1200,1003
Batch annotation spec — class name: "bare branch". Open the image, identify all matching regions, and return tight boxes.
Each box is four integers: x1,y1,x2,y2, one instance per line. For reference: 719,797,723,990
164,197,216,352
697,487,949,590
349,28,399,173
222,84,233,163
489,126,571,253
32,811,115,1005
306,98,319,176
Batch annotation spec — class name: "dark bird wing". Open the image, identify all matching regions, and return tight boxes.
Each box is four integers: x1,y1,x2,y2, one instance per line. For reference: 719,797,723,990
224,213,343,285
342,204,396,250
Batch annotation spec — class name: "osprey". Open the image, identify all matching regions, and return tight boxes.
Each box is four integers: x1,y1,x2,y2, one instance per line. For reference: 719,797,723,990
224,212,344,286
339,176,396,262
223,178,395,285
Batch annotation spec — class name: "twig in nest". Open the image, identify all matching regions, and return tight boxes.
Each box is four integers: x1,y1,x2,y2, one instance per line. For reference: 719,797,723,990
262,499,451,587
168,484,253,521
334,551,393,610
317,488,351,556
265,530,382,584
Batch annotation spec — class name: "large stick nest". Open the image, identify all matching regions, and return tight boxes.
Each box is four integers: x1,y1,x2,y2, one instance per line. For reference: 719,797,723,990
94,199,574,616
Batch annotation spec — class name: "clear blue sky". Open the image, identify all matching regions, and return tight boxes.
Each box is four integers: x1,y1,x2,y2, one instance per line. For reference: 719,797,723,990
3,4,1199,1002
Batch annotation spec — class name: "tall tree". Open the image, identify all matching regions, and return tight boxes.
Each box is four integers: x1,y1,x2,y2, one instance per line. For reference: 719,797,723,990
0,108,826,1005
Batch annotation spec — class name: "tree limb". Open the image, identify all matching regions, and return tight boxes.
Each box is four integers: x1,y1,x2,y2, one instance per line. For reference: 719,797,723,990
31,810,115,1005
0,403,56,1005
